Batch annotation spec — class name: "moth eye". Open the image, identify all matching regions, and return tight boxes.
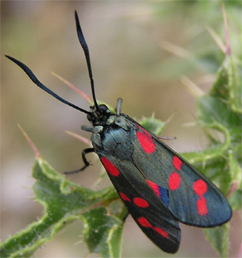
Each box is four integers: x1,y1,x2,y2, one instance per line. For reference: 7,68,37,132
99,104,109,112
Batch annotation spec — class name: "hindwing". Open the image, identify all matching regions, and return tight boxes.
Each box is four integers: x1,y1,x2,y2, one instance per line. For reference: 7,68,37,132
100,155,181,253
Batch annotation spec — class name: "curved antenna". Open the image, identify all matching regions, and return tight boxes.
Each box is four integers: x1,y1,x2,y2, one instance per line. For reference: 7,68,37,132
5,55,91,115
74,11,100,111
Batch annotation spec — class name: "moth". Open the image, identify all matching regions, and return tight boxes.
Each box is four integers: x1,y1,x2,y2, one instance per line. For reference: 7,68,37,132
6,11,232,253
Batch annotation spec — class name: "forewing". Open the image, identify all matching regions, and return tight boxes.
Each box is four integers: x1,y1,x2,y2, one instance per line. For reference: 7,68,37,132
100,155,181,253
129,120,232,227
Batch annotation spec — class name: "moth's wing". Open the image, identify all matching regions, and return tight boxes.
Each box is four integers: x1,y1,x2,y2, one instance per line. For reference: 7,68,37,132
130,122,232,227
100,155,181,253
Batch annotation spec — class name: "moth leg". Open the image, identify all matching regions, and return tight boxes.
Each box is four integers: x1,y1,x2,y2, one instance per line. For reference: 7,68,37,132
158,136,176,140
64,148,94,174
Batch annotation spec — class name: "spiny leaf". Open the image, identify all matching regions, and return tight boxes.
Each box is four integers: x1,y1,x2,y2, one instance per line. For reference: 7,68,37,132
0,157,123,258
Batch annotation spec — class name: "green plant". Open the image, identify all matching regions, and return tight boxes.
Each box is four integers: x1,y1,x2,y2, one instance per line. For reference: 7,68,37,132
1,6,241,258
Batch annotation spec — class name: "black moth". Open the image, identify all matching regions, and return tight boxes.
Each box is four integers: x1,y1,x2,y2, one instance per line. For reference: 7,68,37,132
6,11,232,253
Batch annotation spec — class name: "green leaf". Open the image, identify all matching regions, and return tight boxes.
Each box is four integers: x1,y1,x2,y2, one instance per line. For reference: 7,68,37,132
228,189,242,211
0,157,124,258
82,207,123,258
139,116,166,135
210,55,242,113
203,224,230,258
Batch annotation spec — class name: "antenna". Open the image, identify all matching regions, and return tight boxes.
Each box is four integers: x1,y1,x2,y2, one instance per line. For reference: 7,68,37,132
5,55,91,115
5,11,101,115
74,10,100,111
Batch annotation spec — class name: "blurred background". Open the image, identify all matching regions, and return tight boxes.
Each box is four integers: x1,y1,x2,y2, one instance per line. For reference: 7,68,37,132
1,1,241,257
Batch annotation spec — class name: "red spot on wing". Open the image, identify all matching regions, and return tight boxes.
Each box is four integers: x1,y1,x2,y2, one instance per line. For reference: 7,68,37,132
136,132,155,154
172,156,182,170
101,156,120,177
136,125,155,154
193,179,208,216
196,197,208,215
193,179,207,195
154,226,169,238
137,217,169,239
137,217,152,228
133,197,149,208
120,192,131,202
168,172,181,191
146,179,160,197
